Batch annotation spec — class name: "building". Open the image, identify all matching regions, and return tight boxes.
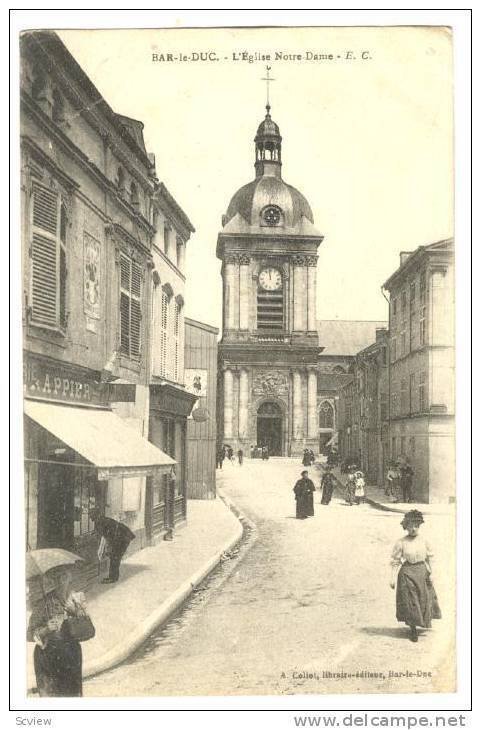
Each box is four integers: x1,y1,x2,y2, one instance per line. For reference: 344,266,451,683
337,328,389,484
383,239,455,502
147,182,196,539
316,320,387,453
217,103,323,456
20,31,190,585
184,318,219,499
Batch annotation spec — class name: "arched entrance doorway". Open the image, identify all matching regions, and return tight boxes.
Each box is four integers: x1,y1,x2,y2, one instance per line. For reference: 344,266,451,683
318,400,335,454
256,401,283,456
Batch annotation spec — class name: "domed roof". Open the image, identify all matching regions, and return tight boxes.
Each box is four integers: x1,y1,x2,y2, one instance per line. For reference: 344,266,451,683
256,114,280,138
224,175,314,229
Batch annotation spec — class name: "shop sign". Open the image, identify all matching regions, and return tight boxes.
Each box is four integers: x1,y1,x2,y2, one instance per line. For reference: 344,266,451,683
23,355,108,406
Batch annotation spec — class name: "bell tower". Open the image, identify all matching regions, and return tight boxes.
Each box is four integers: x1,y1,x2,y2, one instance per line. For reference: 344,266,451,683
217,78,323,457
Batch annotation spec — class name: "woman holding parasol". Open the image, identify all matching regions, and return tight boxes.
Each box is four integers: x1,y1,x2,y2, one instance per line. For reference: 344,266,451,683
26,549,93,696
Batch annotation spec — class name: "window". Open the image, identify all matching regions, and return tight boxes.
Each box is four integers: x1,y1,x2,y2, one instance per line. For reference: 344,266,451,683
400,379,408,414
391,383,398,417
410,281,416,307
400,331,406,357
30,182,68,329
409,372,417,413
391,436,396,460
400,436,406,457
73,470,98,538
391,297,397,328
418,371,427,412
120,255,142,358
409,436,416,460
173,298,180,381
391,337,397,363
319,401,334,429
333,365,346,374
380,392,388,421
159,289,169,376
257,288,284,330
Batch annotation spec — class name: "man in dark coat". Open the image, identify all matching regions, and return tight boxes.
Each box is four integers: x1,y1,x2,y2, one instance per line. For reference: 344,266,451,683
400,463,414,502
293,470,315,519
90,509,136,584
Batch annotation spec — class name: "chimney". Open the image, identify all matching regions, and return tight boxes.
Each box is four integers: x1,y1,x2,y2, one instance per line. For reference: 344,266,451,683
376,328,387,342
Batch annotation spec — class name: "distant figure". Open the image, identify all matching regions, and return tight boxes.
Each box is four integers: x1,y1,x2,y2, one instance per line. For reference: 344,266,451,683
345,468,357,506
390,510,441,642
216,447,224,470
237,448,244,466
90,509,135,584
309,449,316,465
250,445,255,458
302,449,311,467
387,462,401,502
227,445,234,462
293,470,315,519
320,467,336,505
354,470,366,504
400,463,415,503
262,445,269,461
193,375,202,393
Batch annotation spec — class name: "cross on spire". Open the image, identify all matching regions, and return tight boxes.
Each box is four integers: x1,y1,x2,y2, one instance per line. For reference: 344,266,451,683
261,65,275,114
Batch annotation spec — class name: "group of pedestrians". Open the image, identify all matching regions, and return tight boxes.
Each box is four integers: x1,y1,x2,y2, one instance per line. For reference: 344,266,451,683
216,444,245,468
386,461,415,503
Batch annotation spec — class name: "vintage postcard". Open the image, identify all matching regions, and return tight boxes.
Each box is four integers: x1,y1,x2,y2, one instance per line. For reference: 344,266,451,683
17,23,458,702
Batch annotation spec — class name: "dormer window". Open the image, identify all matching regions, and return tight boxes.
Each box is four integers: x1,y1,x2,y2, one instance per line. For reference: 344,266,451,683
130,182,139,210
116,166,125,193
52,89,65,124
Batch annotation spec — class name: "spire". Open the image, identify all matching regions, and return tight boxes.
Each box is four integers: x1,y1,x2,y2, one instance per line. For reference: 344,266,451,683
255,66,282,178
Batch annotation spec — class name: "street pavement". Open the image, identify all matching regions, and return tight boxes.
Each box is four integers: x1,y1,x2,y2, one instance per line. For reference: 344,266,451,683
85,457,455,697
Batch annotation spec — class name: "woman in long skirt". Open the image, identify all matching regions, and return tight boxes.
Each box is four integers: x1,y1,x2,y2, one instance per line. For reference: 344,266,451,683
320,468,335,505
390,510,441,642
27,568,86,696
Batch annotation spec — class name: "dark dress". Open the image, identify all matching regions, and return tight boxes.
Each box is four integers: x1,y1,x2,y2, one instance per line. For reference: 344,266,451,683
302,451,311,467
28,592,85,697
96,516,135,581
294,478,315,518
321,473,335,505
391,536,442,628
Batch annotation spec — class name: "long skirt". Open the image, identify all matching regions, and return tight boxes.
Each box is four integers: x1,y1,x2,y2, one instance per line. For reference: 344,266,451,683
396,562,442,628
34,639,82,697
305,492,314,516
321,482,334,505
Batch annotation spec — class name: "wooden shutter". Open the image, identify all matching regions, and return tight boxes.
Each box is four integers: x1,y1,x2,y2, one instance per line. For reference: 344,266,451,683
31,184,59,326
160,291,168,376
119,256,131,355
119,255,142,358
130,262,142,358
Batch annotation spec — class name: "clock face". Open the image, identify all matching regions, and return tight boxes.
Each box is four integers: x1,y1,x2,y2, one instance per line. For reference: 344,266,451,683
259,268,282,291
262,206,281,226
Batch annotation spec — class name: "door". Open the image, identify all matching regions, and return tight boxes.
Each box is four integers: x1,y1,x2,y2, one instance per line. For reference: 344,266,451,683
38,461,74,549
256,401,283,456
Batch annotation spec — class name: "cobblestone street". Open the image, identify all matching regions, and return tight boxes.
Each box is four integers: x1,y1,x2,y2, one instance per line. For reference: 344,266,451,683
85,458,455,697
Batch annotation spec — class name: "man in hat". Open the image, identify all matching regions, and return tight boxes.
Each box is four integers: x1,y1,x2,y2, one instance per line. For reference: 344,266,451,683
90,509,136,584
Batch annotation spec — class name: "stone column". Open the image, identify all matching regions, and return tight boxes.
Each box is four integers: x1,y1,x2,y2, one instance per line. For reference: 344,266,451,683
176,237,185,272
307,256,318,331
293,256,307,331
223,368,234,439
239,255,250,330
224,256,237,331
238,368,249,438
292,370,303,440
307,369,318,438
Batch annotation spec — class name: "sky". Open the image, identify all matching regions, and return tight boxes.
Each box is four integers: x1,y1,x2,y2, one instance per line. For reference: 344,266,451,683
57,26,453,330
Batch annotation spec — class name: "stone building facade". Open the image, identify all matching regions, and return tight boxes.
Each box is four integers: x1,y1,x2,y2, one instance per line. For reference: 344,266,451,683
217,104,322,456
384,239,455,503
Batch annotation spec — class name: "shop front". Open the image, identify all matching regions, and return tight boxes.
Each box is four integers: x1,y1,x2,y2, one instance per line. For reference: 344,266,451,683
148,383,197,541
24,353,174,590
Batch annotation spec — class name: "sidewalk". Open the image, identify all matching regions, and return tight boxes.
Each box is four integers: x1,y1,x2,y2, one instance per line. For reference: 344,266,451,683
319,465,454,517
27,494,243,691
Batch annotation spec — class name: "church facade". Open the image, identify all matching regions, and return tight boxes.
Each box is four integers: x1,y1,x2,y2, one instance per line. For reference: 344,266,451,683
217,104,323,456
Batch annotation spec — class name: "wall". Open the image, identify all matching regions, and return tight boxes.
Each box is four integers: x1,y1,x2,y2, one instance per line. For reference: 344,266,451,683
185,318,218,499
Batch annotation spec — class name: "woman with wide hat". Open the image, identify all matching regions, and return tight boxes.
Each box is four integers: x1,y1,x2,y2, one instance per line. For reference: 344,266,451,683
390,510,442,642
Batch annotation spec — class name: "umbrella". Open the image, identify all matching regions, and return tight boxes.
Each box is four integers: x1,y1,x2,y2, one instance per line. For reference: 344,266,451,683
26,548,84,580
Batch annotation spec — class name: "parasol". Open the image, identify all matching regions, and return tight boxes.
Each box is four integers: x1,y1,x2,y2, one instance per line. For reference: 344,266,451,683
26,548,84,580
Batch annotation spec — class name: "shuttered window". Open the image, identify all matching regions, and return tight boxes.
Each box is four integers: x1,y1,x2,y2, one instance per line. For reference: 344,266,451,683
30,183,67,328
119,254,142,358
159,290,169,376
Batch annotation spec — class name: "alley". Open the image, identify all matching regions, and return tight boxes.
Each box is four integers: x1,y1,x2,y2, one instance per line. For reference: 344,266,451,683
85,458,455,697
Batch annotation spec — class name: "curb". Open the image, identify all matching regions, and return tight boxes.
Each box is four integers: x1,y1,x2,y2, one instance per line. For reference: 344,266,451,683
28,499,244,689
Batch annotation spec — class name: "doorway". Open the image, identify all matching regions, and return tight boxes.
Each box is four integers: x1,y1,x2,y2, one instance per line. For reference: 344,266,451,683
256,401,283,456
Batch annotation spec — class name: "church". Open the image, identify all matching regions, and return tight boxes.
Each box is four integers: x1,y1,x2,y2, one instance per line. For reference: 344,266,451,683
216,96,387,457
217,100,323,457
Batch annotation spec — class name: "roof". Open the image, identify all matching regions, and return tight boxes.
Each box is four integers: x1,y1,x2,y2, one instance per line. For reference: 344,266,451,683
383,238,454,290
185,317,219,335
155,182,195,235
317,320,388,357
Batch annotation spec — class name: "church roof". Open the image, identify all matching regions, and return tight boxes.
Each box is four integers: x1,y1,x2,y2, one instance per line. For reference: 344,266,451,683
223,176,318,235
317,320,388,357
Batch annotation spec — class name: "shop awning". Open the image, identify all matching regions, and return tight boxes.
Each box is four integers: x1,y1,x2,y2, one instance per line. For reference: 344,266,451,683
24,400,175,479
